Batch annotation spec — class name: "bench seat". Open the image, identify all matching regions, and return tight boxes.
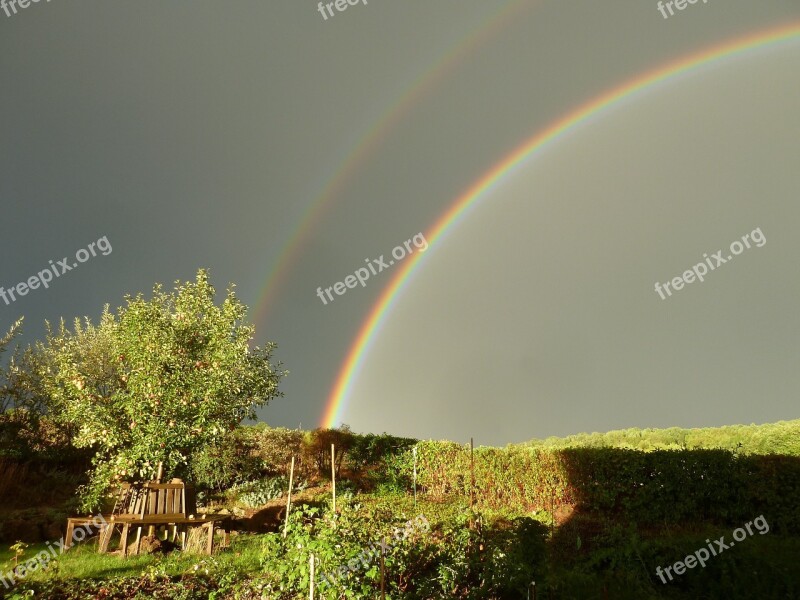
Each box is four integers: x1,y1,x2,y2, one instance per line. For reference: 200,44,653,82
105,513,231,556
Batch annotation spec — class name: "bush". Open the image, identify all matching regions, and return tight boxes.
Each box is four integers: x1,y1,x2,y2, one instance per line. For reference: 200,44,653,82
248,424,306,478
229,476,308,509
190,428,265,493
404,442,800,533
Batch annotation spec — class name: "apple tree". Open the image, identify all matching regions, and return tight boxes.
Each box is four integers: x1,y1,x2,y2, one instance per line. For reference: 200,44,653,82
38,269,286,511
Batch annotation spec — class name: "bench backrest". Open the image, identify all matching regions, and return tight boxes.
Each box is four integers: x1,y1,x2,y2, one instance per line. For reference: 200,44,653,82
143,482,196,519
112,483,150,519
111,480,197,519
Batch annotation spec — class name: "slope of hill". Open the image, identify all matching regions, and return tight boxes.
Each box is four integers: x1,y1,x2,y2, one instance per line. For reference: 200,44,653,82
520,418,800,455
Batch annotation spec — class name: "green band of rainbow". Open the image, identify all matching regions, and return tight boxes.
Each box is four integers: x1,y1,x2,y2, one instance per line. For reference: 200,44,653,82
322,21,800,429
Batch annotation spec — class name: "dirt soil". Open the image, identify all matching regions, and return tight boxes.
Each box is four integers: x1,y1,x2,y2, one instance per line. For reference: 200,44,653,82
225,486,329,533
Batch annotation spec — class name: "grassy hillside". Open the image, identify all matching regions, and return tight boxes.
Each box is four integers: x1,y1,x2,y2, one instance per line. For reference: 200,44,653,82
522,418,800,454
1,419,798,599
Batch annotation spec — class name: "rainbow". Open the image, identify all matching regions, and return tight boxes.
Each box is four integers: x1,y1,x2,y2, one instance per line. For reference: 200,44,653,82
252,0,532,327
322,21,800,429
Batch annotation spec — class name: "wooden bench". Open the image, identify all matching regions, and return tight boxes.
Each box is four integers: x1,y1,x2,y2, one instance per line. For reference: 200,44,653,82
66,480,231,556
98,480,230,556
64,483,147,550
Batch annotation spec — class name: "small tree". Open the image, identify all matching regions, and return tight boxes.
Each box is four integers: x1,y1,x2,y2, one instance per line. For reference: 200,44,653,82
0,319,55,457
0,320,24,454
38,269,286,511
0,318,24,417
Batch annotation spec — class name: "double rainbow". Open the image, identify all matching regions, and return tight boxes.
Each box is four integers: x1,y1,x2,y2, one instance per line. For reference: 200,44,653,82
322,21,800,428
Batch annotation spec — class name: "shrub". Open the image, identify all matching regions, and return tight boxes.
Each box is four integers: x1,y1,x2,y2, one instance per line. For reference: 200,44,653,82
230,476,308,509
403,442,800,533
191,428,265,493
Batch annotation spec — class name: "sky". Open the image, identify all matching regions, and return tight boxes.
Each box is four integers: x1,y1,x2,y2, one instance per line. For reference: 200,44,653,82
1,0,798,446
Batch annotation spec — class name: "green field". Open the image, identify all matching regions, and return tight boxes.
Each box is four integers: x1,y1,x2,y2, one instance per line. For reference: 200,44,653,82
2,421,799,599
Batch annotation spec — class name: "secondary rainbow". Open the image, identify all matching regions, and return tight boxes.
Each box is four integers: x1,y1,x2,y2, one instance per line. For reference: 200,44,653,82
252,0,532,327
322,21,800,428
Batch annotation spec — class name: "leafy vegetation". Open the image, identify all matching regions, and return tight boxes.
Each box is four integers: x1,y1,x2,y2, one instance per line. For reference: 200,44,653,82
524,419,800,455
228,476,308,509
1,273,797,598
18,270,286,511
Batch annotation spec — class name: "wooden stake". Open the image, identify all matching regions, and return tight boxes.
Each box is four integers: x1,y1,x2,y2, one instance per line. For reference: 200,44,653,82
331,443,336,514
309,553,315,600
380,536,386,600
283,456,295,539
412,445,417,508
469,438,475,530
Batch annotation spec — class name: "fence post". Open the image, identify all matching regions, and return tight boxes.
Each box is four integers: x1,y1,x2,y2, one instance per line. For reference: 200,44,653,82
380,536,386,600
283,456,295,539
309,553,315,600
469,438,475,530
331,443,336,514
412,445,418,508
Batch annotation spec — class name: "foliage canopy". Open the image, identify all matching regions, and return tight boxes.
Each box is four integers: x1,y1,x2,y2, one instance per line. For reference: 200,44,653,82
35,269,286,510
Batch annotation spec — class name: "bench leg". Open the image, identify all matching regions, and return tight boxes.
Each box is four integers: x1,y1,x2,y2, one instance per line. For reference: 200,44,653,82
98,523,114,554
120,523,131,556
134,526,143,555
206,521,215,555
65,522,75,551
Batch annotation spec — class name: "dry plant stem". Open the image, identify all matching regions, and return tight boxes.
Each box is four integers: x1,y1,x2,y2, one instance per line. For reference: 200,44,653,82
283,456,295,539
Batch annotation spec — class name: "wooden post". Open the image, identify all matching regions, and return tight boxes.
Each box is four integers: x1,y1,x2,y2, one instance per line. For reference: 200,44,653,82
134,528,143,555
205,521,215,556
148,462,164,538
331,443,336,514
412,445,417,508
96,523,108,553
283,456,295,539
309,553,315,600
469,438,475,530
65,522,75,550
120,523,130,556
380,536,386,600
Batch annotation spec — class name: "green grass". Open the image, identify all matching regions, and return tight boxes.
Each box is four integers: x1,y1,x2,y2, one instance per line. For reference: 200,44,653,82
2,491,798,599
0,532,265,585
